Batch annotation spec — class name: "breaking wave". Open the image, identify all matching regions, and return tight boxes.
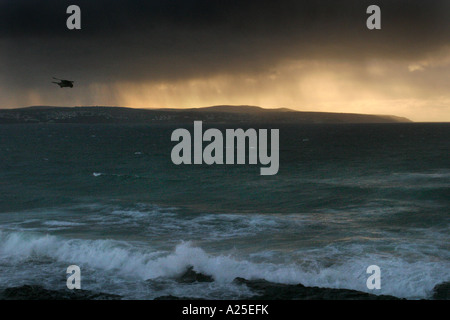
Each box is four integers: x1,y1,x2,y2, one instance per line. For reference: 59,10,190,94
0,230,448,299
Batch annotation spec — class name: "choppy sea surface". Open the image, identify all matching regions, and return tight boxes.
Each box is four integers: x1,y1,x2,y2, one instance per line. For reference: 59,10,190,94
0,123,449,299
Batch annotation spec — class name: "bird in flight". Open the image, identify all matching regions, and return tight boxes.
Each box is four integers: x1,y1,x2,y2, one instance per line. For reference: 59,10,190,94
52,77,74,88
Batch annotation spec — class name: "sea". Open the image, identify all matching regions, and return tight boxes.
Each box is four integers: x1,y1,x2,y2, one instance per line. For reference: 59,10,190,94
0,123,448,299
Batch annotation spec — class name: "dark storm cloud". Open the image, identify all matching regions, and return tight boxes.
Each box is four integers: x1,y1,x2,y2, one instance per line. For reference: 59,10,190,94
0,0,449,109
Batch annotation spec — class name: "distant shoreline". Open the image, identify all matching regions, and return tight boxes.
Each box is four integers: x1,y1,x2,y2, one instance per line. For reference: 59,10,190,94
0,105,412,124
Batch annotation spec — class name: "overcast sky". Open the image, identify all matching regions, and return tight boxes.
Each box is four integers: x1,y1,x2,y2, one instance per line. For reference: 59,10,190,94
0,0,449,121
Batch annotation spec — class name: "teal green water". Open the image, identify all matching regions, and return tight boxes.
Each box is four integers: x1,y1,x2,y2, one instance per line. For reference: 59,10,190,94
0,123,449,299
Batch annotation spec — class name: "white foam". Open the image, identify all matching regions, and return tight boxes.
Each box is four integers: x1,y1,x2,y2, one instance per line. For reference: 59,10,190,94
43,221,85,227
0,230,448,299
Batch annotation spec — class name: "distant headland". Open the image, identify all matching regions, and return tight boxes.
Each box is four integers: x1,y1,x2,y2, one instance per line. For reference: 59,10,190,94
0,105,412,124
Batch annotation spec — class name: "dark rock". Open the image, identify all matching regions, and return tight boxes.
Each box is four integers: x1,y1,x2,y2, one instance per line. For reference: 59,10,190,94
432,282,450,300
154,295,205,300
233,278,402,300
176,267,214,284
0,285,121,300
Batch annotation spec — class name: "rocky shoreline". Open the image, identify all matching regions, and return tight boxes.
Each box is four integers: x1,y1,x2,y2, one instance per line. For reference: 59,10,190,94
0,285,121,300
1,268,448,300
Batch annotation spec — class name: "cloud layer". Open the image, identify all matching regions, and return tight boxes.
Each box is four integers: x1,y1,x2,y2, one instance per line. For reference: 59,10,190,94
0,0,449,120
